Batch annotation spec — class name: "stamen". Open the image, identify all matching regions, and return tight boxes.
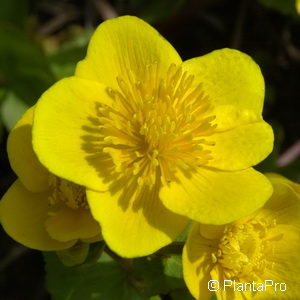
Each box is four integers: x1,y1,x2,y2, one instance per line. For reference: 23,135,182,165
48,175,87,210
212,218,281,282
96,63,217,187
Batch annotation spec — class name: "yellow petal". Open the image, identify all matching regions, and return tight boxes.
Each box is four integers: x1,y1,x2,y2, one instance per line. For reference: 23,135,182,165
8,106,49,192
257,225,300,300
87,181,188,258
0,180,74,250
256,173,300,227
199,224,225,240
206,121,274,171
183,223,215,300
267,172,300,198
76,16,182,89
182,48,265,131
160,167,273,224
33,76,112,191
45,207,101,242
210,266,245,300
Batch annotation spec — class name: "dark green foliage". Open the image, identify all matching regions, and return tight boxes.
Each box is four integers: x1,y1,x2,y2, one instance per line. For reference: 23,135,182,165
44,248,193,300
129,0,186,22
45,252,144,300
258,0,298,15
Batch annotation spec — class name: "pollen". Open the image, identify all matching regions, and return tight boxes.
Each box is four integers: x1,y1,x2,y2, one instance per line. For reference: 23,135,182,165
98,63,217,186
48,175,88,210
211,217,281,281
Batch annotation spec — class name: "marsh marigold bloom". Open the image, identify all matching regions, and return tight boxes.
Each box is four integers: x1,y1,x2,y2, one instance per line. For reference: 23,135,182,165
33,16,273,257
0,107,101,250
183,174,300,300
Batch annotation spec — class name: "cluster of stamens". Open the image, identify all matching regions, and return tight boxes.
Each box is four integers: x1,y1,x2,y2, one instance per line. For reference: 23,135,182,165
97,63,217,186
48,175,88,210
211,217,281,281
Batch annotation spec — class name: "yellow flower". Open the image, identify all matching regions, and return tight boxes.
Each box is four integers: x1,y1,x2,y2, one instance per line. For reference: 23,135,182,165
183,174,300,300
0,107,102,251
32,16,273,257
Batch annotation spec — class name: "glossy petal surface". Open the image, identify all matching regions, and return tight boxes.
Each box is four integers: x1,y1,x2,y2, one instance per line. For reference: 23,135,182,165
76,15,182,89
87,183,188,258
8,106,49,192
0,180,74,250
182,48,265,131
160,167,272,224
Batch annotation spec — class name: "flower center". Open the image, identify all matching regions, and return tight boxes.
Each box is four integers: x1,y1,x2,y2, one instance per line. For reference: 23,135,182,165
97,63,217,186
211,218,280,281
48,175,88,210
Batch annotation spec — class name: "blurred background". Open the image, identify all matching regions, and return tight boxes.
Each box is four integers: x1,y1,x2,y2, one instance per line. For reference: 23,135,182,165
0,0,300,299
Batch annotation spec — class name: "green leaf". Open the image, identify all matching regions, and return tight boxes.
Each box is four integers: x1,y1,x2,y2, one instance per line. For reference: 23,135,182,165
0,91,28,131
48,28,91,79
0,25,55,105
258,0,298,15
0,0,29,28
45,252,144,300
163,255,185,290
133,256,168,297
164,255,182,279
170,288,194,300
175,221,191,242
149,296,162,300
129,0,187,23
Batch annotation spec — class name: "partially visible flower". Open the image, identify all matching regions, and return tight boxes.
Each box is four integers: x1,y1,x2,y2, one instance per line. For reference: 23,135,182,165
33,16,273,257
0,107,101,251
183,174,300,300
296,0,300,14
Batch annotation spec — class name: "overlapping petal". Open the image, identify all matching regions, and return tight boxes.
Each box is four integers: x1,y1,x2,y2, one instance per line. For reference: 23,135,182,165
183,223,216,300
31,16,275,257
160,167,273,224
182,48,265,131
0,180,75,251
2,104,103,251
8,106,49,192
205,122,274,170
46,207,101,242
33,76,112,191
76,15,182,89
256,174,300,226
257,226,300,300
87,180,188,257
183,174,300,300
